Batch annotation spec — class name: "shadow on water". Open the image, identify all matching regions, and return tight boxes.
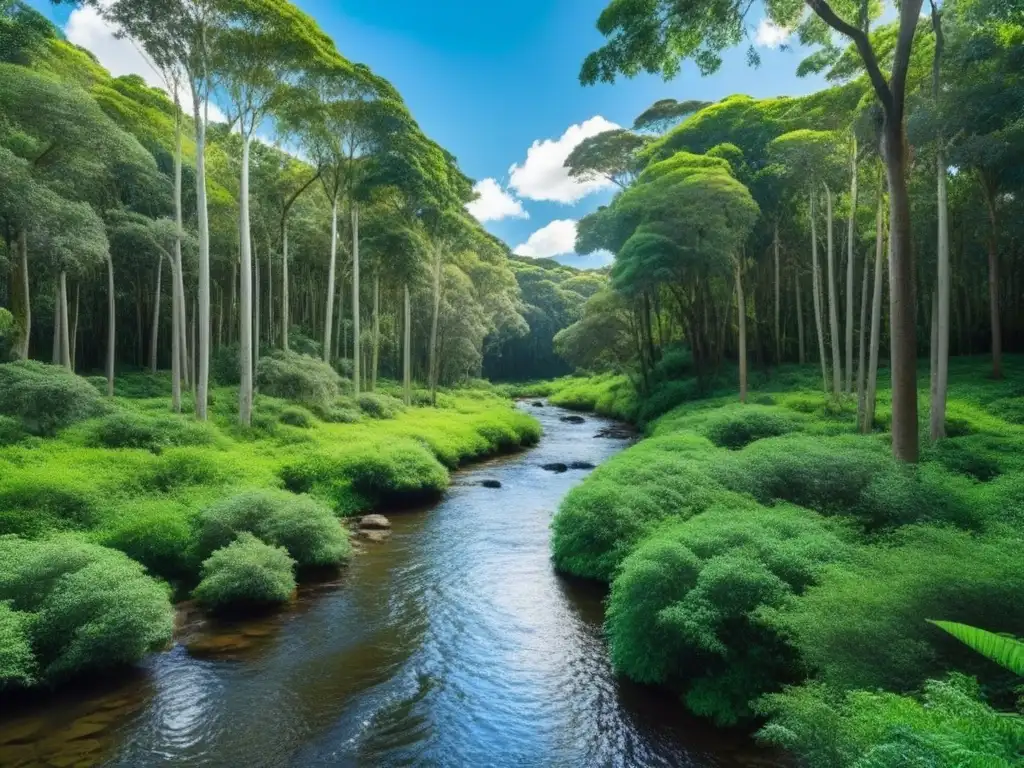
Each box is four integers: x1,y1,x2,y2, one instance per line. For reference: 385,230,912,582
0,402,783,767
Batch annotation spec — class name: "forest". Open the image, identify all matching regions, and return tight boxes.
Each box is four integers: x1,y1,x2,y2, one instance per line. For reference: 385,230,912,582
0,0,1022,765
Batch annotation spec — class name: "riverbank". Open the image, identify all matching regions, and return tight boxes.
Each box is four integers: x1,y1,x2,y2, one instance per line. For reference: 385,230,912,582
543,356,1024,764
0,362,540,695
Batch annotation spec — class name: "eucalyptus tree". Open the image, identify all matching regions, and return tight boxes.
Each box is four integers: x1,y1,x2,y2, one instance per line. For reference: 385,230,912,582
580,0,929,459
564,129,649,190
632,98,711,135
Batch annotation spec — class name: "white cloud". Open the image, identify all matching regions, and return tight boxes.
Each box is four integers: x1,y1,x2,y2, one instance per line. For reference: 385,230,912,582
465,178,529,223
755,19,791,48
513,219,579,259
508,116,620,204
65,4,226,123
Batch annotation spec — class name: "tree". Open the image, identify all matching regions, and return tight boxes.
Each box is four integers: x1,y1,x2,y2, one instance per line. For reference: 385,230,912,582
580,0,927,460
633,98,711,134
564,129,649,189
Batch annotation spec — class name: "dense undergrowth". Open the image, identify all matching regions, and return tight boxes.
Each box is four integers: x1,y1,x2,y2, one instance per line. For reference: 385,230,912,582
0,357,539,692
548,355,1024,765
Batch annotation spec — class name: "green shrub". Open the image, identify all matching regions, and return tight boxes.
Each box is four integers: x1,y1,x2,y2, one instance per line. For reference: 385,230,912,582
86,411,216,452
0,361,108,436
606,504,849,725
278,406,313,428
210,343,241,386
98,501,195,583
635,379,703,424
768,525,1024,695
195,490,351,569
698,406,802,449
0,535,173,685
357,392,405,420
139,447,224,492
192,533,296,611
256,350,342,411
0,474,97,537
289,327,322,359
757,675,1024,767
0,415,27,445
315,399,362,423
0,602,35,690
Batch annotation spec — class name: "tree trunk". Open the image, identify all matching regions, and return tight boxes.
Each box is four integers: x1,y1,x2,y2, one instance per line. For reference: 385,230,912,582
135,280,144,367
253,238,261,370
810,190,828,391
929,287,939,412
846,141,858,393
11,229,30,359
823,182,842,395
335,276,343,363
982,180,1002,380
371,274,380,392
237,134,254,426
429,247,442,406
856,243,871,429
150,259,162,373
930,1,950,440
323,197,338,364
774,221,781,365
865,189,886,434
352,204,361,396
795,271,805,364
736,261,747,403
106,255,115,397
70,282,78,370
52,280,60,364
266,242,273,349
59,271,71,370
193,87,211,421
403,282,411,406
282,218,290,350
229,257,237,346
190,296,197,398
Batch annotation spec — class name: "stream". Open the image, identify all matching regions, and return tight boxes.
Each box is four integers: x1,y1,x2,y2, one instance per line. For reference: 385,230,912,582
0,402,777,767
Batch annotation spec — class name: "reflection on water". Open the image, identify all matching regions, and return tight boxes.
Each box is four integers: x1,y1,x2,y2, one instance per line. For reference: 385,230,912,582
0,403,779,767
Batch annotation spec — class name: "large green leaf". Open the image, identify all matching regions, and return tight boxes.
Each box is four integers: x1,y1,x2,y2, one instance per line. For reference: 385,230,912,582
928,620,1024,675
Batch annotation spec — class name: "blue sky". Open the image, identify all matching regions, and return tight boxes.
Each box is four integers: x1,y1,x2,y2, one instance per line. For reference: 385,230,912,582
33,0,827,269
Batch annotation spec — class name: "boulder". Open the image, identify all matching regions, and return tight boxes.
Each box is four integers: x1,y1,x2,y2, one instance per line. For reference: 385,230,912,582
359,529,391,543
531,401,544,408
480,479,502,489
542,462,569,473
359,514,391,530
594,425,635,440
560,415,586,424
569,461,595,470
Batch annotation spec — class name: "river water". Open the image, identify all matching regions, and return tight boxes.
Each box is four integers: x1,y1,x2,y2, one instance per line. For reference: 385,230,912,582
0,403,776,768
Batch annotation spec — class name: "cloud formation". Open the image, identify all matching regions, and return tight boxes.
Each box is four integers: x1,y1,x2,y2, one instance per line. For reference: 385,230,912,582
513,219,579,259
508,116,620,204
465,178,528,222
755,19,791,48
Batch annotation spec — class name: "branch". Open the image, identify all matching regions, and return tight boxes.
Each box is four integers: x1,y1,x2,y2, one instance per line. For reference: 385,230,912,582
890,0,926,108
806,0,894,114
281,168,322,227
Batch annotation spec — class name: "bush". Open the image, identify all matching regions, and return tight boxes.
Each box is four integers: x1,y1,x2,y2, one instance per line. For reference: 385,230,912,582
757,675,1024,767
195,490,351,569
0,535,173,685
357,392,405,420
210,343,241,386
192,533,296,611
256,350,341,411
98,501,195,583
606,504,849,725
698,405,802,449
0,602,35,690
768,526,1024,695
0,415,27,445
86,411,216,452
0,473,97,537
139,448,224,492
288,327,322,359
278,406,313,428
315,398,362,423
0,361,108,436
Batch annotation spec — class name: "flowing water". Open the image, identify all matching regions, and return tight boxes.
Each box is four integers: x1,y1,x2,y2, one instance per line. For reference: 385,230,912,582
0,403,778,768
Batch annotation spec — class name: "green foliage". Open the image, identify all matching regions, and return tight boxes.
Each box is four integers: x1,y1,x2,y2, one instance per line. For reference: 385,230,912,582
0,361,108,436
0,535,172,685
0,602,35,690
0,469,97,537
192,533,296,612
691,404,802,449
0,414,28,445
256,350,343,411
757,675,1024,768
85,410,216,451
928,621,1024,676
278,406,314,428
138,447,225,492
195,490,351,569
606,504,849,725
356,392,406,420
97,500,195,583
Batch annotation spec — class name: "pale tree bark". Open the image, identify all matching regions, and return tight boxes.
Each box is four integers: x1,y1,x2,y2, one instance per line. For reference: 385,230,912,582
856,243,871,428
238,135,254,426
150,259,162,373
323,197,339,364
266,243,273,349
429,247,443,406
70,283,78,370
795,271,805,364
282,219,290,350
810,191,828,391
845,139,858,393
106,255,115,397
11,229,30,359
52,281,60,364
823,182,842,395
192,86,211,421
981,178,1002,380
352,204,362,396
929,288,939,411
371,274,380,392
253,238,261,369
334,277,343,363
736,261,747,403
176,262,189,390
930,1,950,439
774,222,781,365
864,189,886,433
403,283,412,406
229,257,237,346
59,271,70,370
190,296,197,398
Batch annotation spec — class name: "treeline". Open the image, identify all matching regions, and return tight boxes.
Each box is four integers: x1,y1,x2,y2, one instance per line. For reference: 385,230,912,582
0,0,531,415
557,0,1022,461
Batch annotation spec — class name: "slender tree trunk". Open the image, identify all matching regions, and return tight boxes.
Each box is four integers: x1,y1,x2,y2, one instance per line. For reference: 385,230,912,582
70,283,78,371
229,258,237,346
823,183,842,395
774,221,781,365
11,229,30,359
333,277,343,364
59,271,70,370
52,280,60,364
865,189,886,434
135,281,144,366
736,261,747,403
795,271,805,364
429,247,442,405
846,141,858,393
856,244,871,429
323,196,338,364
371,275,380,391
403,282,412,406
352,204,361,396
106,255,115,397
150,259,162,373
929,288,939,412
282,218,290,350
930,2,950,439
193,88,211,421
238,135,254,426
810,190,828,391
266,243,273,349
190,296,197,398
253,238,261,369
982,182,1002,379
